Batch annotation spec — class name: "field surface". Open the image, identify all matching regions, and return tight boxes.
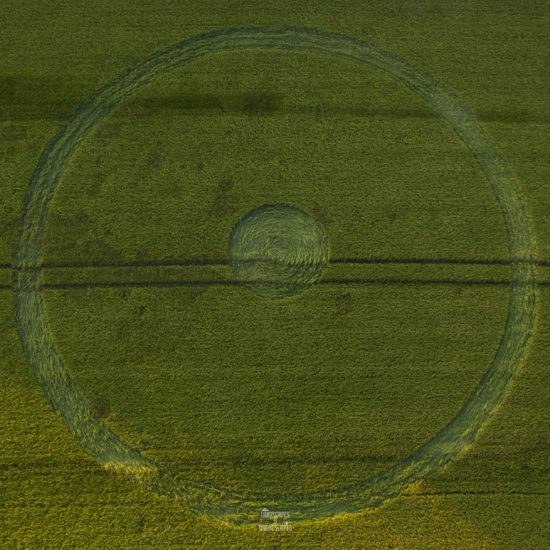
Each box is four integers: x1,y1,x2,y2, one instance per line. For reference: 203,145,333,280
1,1,549,548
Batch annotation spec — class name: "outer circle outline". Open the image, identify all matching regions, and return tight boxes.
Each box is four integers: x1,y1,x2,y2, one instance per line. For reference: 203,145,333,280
12,27,537,524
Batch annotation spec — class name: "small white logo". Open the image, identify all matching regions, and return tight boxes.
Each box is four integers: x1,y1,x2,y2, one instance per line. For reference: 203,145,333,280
258,508,292,531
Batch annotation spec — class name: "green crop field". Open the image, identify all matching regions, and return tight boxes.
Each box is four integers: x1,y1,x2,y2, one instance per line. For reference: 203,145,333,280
1,2,549,548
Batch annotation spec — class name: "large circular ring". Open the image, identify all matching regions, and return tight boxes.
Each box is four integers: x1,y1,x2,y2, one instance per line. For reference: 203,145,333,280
12,27,537,524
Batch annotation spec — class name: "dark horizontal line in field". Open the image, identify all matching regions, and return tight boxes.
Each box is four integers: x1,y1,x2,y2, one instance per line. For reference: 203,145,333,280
2,256,549,271
402,490,550,498
0,492,546,511
1,94,547,125
2,278,545,291
1,256,544,290
332,257,547,266
321,278,519,286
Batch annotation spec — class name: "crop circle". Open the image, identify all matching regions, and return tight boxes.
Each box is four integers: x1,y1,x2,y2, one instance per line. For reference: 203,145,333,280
12,27,537,524
228,203,329,298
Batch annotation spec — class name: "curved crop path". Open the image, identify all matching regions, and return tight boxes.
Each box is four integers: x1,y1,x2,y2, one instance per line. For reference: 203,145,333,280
12,27,538,525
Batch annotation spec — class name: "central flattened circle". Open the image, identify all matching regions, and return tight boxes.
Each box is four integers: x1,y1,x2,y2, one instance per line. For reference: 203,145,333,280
228,204,329,298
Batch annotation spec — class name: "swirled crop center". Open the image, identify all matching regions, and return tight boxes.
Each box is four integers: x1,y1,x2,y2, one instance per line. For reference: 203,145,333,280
228,203,329,298
12,27,537,524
